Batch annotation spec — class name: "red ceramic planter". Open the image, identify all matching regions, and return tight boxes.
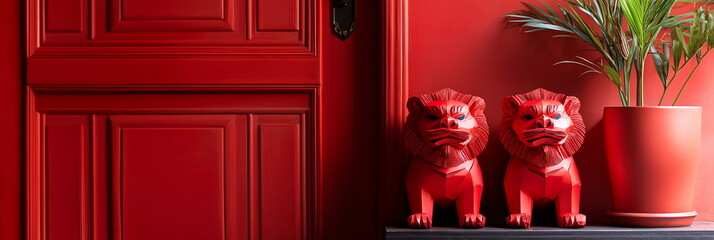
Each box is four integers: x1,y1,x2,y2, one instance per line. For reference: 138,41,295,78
603,107,701,227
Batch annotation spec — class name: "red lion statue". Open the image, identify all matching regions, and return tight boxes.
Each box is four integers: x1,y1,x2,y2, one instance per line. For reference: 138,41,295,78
499,88,586,228
403,88,489,228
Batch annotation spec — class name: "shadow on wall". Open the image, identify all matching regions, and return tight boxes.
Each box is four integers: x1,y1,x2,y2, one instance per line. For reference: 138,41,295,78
576,121,612,225
474,26,615,224
477,133,509,226
474,6,614,227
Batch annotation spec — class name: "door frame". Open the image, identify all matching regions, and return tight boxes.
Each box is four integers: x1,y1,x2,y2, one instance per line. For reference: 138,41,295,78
379,0,410,230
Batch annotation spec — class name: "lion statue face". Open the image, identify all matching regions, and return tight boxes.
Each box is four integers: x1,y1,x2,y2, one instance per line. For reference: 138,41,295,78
511,99,573,147
499,89,585,167
404,88,489,169
417,100,478,148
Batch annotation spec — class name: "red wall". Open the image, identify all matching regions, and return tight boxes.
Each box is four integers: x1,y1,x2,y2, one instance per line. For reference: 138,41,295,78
402,0,714,225
0,0,23,238
321,0,380,238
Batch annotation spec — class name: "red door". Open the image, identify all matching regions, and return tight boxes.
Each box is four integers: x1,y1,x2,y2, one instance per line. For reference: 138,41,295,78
16,0,380,239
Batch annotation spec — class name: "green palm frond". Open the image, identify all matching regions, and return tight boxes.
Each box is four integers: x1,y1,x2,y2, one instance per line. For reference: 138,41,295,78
505,0,631,105
505,0,714,106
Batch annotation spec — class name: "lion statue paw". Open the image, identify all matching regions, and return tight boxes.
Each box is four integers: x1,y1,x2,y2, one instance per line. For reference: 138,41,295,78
506,213,531,228
460,213,486,228
558,213,586,228
407,213,432,228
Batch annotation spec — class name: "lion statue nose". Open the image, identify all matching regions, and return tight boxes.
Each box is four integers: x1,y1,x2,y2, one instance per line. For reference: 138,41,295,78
536,117,553,128
440,118,458,129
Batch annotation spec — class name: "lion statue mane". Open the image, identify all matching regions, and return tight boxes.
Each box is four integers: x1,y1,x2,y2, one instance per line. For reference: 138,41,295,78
499,88,585,168
403,88,489,168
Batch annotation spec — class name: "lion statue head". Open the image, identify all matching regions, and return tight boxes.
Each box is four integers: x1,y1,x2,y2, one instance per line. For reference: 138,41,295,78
403,88,489,168
498,88,585,168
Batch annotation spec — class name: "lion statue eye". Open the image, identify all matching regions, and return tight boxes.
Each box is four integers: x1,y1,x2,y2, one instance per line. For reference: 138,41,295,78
457,115,466,120
429,115,439,121
524,115,534,120
553,113,562,120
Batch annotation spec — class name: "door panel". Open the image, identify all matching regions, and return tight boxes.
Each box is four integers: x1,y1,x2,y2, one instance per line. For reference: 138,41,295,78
256,0,299,31
253,115,304,240
45,0,84,32
28,89,315,240
46,115,90,240
121,0,225,20
31,0,312,54
107,0,239,33
110,115,240,240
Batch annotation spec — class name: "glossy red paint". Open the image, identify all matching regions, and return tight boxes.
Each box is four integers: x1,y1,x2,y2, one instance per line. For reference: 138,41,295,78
0,0,23,239
403,89,488,228
28,88,317,240
22,0,380,239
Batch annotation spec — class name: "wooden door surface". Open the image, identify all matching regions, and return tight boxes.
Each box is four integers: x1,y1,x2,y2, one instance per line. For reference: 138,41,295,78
30,90,315,240
22,0,380,239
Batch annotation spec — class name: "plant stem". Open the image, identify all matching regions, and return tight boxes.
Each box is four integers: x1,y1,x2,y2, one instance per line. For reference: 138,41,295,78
671,63,700,106
657,70,680,106
636,57,646,106
657,88,668,106
618,88,627,106
672,49,710,106
624,57,634,106
672,61,704,106
658,57,693,106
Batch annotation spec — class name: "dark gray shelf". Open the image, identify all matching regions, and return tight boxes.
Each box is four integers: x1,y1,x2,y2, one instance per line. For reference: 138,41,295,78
386,222,714,239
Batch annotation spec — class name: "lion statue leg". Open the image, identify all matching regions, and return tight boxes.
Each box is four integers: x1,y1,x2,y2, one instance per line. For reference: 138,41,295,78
455,166,486,228
504,159,533,228
504,189,533,228
555,163,586,228
405,163,434,228
405,188,433,228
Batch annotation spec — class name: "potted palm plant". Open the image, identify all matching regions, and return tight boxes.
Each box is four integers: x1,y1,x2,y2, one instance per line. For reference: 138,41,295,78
505,0,713,227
